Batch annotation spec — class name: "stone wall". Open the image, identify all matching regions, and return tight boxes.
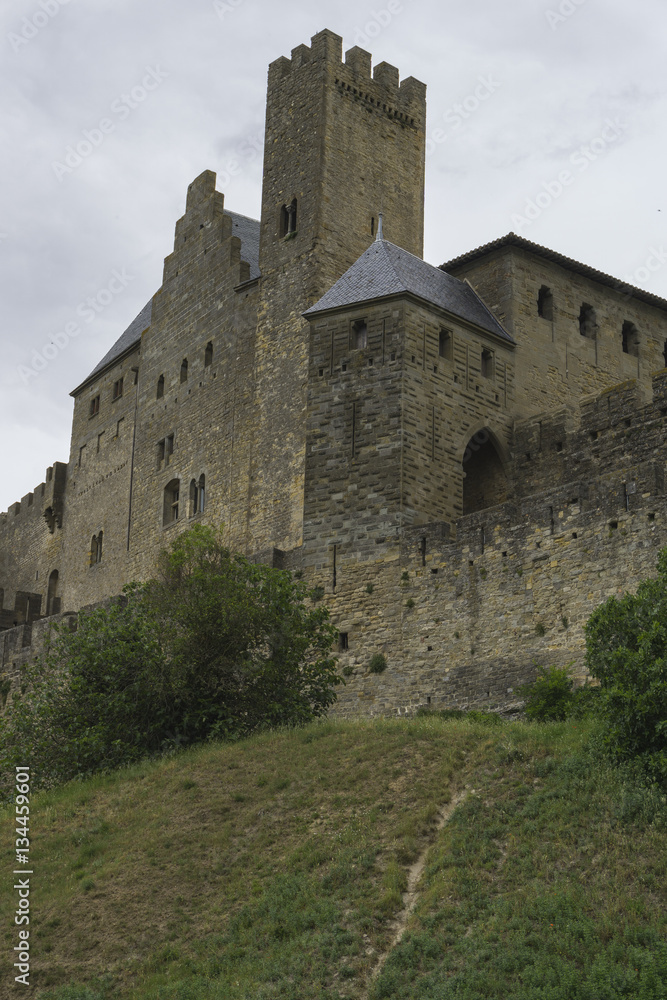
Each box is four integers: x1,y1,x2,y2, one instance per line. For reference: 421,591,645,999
448,244,667,420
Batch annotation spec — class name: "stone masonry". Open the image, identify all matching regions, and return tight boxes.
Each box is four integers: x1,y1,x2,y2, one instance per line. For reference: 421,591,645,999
3,29,667,715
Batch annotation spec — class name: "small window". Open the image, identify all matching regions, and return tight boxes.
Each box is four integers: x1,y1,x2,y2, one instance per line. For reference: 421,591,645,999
78,445,85,467
351,319,367,350
157,375,164,399
537,285,553,320
163,479,180,525
90,531,103,566
157,439,166,468
481,348,494,379
579,304,597,339
89,395,100,417
189,474,206,516
97,432,104,454
279,198,297,237
621,320,639,357
180,359,188,383
663,340,667,368
198,473,205,513
115,417,124,439
439,329,453,360
166,434,174,458
204,342,213,367
112,378,123,400
339,632,349,651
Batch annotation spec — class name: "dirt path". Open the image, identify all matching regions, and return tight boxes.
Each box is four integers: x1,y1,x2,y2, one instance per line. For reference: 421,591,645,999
365,789,468,992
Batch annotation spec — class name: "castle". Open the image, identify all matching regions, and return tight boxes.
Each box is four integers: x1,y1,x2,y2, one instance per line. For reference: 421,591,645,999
3,29,667,715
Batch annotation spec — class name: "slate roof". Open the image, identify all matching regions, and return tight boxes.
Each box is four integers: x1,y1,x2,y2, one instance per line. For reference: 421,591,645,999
304,239,514,344
71,210,261,396
441,232,667,312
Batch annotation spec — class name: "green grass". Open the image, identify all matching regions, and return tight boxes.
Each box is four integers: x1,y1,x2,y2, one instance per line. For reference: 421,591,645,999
1,717,666,999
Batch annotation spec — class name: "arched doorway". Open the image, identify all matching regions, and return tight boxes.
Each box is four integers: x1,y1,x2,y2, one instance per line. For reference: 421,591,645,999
462,431,508,515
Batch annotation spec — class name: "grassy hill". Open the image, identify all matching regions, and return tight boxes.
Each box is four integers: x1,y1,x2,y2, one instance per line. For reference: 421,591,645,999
1,715,666,999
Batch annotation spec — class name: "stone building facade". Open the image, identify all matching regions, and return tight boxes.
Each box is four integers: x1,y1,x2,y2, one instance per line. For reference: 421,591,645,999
3,29,667,714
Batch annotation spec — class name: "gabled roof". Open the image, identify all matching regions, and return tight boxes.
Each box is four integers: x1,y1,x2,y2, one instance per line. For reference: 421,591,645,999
441,232,667,312
71,210,261,396
304,239,514,344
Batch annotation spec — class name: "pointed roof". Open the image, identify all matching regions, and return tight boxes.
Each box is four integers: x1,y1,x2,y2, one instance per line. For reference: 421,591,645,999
304,239,514,343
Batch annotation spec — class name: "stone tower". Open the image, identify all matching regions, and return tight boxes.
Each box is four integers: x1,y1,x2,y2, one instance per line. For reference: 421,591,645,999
249,29,427,554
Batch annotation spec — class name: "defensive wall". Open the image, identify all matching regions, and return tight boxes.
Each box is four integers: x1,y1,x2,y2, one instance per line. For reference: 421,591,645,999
3,373,667,718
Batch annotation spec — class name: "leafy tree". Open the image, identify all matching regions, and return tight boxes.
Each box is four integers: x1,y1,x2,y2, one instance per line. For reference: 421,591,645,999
585,548,667,781
0,526,340,789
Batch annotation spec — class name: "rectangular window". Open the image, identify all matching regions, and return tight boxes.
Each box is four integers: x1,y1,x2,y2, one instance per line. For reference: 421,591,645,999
481,348,494,379
157,439,165,467
112,378,124,400
351,319,368,351
439,329,453,360
115,417,124,439
78,445,86,467
339,632,349,651
89,395,100,417
97,432,104,454
166,434,174,459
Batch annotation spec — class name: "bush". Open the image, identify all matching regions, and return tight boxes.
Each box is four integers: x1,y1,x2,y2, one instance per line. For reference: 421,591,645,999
585,548,667,780
368,653,387,674
519,665,575,721
0,526,340,789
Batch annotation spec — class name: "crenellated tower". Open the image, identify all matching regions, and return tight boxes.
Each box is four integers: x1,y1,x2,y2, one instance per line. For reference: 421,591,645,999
250,29,427,553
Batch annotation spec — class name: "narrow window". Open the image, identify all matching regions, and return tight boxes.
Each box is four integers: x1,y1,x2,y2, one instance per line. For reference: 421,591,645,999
189,478,198,518
621,320,639,357
90,531,103,566
198,473,205,513
115,417,124,439
537,285,553,320
157,439,165,468
89,395,100,417
352,320,367,350
371,216,375,236
439,329,453,360
421,537,426,566
204,342,213,367
157,374,164,399
112,377,124,400
339,632,348,651
166,434,174,459
97,432,104,454
663,340,667,368
163,480,180,525
180,359,188,383
78,445,85,467
481,348,494,379
579,304,597,339
288,198,297,233
46,570,59,616
280,204,289,237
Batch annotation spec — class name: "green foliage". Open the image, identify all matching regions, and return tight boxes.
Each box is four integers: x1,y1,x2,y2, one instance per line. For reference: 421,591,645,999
368,653,387,674
0,526,340,789
405,598,415,609
585,548,667,780
520,665,575,721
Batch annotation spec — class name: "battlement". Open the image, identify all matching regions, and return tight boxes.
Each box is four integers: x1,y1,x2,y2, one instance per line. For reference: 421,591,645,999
268,29,425,121
0,462,67,527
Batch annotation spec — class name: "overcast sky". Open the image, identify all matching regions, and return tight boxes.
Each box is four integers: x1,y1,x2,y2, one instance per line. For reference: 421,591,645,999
1,0,666,512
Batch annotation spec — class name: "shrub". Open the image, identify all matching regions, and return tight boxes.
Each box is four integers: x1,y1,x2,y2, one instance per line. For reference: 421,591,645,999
519,665,575,721
585,548,667,780
369,653,387,674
